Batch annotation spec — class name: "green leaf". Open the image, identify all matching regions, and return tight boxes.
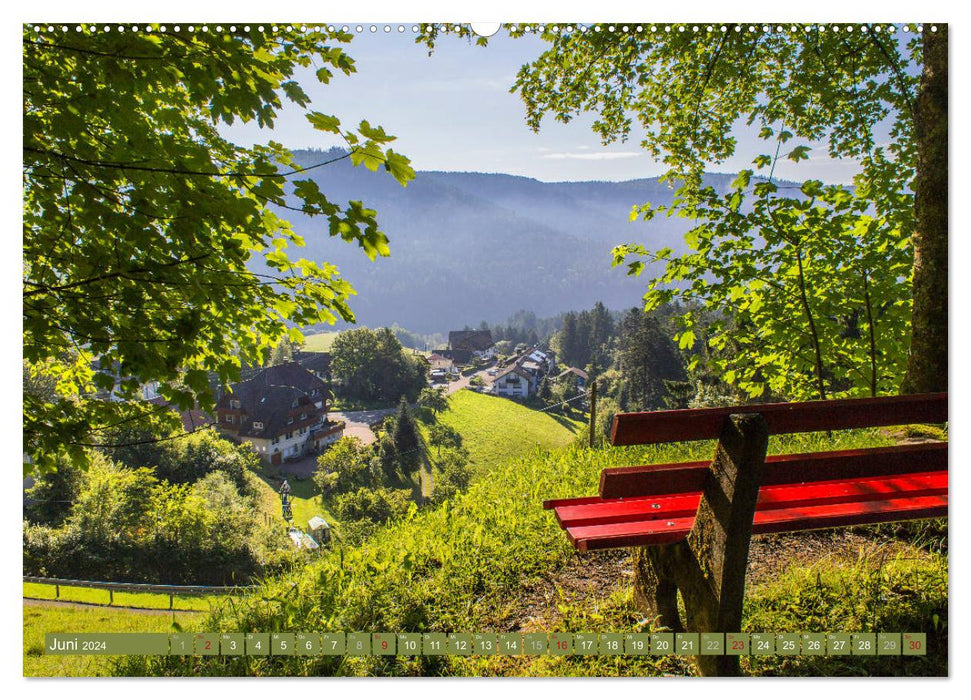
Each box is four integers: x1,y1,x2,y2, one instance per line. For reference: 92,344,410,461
307,111,341,133
383,150,414,186
788,145,811,162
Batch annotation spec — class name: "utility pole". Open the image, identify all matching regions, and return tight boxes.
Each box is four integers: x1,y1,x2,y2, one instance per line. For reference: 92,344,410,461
588,379,597,448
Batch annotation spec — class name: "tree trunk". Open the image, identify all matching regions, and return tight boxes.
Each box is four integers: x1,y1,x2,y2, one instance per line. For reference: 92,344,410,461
903,25,948,394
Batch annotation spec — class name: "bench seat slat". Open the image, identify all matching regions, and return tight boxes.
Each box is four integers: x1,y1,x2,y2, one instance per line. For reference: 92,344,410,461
558,470,947,551
599,442,946,499
610,393,947,446
566,492,948,552
552,472,947,531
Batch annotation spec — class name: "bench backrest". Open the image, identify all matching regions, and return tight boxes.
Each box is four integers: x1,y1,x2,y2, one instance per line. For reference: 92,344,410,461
610,393,947,446
599,442,946,499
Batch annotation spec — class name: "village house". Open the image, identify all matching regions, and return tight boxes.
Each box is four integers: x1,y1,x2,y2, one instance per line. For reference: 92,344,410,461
292,350,331,380
214,362,343,465
492,347,553,398
445,329,495,364
427,353,455,372
492,363,535,398
556,366,589,390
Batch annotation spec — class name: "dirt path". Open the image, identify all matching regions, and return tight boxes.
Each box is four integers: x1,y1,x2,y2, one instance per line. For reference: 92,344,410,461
492,530,925,633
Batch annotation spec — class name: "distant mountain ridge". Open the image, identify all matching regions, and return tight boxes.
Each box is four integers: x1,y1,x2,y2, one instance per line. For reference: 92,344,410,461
254,148,745,334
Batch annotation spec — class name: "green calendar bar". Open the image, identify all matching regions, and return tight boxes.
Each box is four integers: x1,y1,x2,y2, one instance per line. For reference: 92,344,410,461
347,632,371,656
751,633,774,655
295,633,321,656
878,633,901,656
726,633,749,655
397,633,422,656
498,633,521,655
600,633,624,655
827,633,852,656
320,633,345,655
903,633,926,656
44,633,168,655
625,633,650,656
448,633,473,656
523,633,547,656
801,633,826,656
651,633,674,655
574,633,598,655
473,633,497,655
169,633,193,655
701,633,724,656
853,633,877,656
195,633,219,656
423,633,447,656
220,633,245,656
41,631,934,657
373,633,396,656
676,633,700,656
245,633,269,656
777,633,800,655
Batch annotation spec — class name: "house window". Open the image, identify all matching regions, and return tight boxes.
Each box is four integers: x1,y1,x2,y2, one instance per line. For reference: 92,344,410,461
285,431,293,440
253,421,263,430
271,437,279,445
300,412,307,420
226,414,235,424
287,416,294,424
230,399,240,409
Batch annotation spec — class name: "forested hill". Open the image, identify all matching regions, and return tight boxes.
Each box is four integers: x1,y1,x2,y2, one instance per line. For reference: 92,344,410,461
261,148,742,334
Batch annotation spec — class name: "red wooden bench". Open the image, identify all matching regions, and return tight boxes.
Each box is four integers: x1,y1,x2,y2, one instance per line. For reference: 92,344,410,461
543,393,947,675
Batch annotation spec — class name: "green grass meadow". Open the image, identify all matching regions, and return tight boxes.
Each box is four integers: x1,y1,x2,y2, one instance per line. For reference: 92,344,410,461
300,331,339,352
424,390,586,476
24,604,202,677
23,583,217,612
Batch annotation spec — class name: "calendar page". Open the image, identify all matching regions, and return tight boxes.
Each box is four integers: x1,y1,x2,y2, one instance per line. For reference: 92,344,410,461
20,2,951,686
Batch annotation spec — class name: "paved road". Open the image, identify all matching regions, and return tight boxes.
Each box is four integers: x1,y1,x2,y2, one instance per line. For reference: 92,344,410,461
328,406,399,446
329,365,495,446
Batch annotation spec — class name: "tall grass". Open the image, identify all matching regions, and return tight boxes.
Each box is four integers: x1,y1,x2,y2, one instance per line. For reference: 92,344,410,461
117,427,949,677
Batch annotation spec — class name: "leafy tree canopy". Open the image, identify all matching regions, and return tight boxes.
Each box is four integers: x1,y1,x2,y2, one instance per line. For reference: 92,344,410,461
415,23,943,400
506,23,929,400
23,25,414,474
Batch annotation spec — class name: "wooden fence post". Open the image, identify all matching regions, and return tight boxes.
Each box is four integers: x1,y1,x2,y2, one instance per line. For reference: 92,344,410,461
588,380,597,448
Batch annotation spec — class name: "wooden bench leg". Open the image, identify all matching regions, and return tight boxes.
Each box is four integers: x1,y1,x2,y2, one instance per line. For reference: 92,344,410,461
632,412,768,676
633,544,684,633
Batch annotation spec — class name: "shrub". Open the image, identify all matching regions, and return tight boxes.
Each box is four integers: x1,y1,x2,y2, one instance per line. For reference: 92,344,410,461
334,487,411,525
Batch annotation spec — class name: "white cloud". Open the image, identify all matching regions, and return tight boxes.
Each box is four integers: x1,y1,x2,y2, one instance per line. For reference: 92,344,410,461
541,151,642,160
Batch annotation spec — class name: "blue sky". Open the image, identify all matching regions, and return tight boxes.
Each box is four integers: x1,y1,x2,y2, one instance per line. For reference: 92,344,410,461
220,28,871,184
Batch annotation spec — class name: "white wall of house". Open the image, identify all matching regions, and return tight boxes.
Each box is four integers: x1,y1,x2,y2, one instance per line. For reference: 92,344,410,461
494,372,532,397
244,426,315,462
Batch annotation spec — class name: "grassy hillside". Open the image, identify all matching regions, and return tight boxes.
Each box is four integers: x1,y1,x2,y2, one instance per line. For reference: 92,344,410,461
125,427,946,677
426,390,585,477
24,604,202,677
301,331,339,352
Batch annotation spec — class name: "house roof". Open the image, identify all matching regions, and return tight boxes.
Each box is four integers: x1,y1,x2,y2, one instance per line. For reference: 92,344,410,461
448,330,494,352
293,350,331,376
217,363,330,439
557,367,589,381
494,364,531,382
